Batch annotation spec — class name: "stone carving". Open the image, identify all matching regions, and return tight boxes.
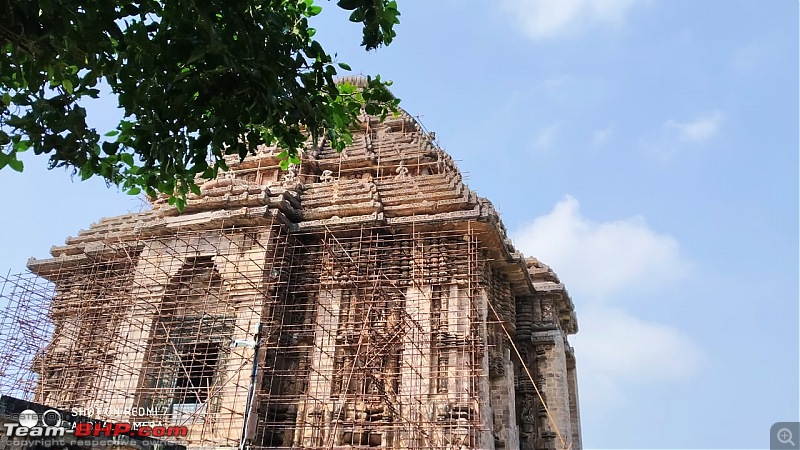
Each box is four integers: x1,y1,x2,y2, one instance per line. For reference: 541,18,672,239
520,396,535,434
320,170,334,183
283,164,298,183
23,77,582,450
395,162,410,179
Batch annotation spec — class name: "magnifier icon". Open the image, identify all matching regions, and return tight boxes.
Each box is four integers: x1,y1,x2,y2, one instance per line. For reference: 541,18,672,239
778,428,795,446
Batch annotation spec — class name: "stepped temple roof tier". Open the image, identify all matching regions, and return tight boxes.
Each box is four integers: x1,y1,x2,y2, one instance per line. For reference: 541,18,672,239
30,108,577,334
13,89,582,450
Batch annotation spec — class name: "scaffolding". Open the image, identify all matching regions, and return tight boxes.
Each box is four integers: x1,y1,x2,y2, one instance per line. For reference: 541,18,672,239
0,220,509,450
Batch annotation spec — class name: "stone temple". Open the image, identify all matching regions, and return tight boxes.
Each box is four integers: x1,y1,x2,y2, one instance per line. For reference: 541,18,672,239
0,80,581,450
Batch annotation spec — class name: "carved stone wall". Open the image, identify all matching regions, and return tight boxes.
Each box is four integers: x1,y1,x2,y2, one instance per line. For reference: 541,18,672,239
13,92,581,450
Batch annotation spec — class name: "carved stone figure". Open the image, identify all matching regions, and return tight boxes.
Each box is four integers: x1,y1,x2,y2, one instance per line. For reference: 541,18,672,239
320,170,334,183
283,164,298,183
395,162,410,179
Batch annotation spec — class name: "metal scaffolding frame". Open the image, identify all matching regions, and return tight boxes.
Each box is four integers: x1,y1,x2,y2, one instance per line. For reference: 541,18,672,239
0,221,508,450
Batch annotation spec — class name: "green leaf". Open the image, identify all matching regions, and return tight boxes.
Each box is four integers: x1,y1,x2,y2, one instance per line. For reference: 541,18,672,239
174,197,186,212
62,79,74,94
337,0,361,10
13,140,29,152
102,141,118,155
187,46,206,64
0,0,400,201
120,153,135,166
126,187,141,195
8,158,23,172
80,166,93,181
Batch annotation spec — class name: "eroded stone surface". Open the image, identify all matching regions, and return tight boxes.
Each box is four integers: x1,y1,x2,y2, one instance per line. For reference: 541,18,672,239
26,98,581,450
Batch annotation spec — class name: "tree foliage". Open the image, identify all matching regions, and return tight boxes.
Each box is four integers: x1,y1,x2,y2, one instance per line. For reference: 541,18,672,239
0,0,401,208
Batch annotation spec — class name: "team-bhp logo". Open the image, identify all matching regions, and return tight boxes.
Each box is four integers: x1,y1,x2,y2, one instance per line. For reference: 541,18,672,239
74,422,188,438
4,409,187,439
4,409,66,437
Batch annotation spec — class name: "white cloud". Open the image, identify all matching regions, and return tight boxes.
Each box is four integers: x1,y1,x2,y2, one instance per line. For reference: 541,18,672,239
573,306,704,406
533,124,559,149
575,307,703,381
665,111,725,143
732,43,762,71
641,110,726,160
532,76,569,98
512,196,703,407
589,0,643,23
502,0,646,40
591,127,612,146
512,196,688,300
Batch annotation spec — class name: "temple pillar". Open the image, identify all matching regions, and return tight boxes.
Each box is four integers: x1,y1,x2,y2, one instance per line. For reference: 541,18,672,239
103,242,183,420
567,352,582,450
474,287,496,450
532,329,573,450
215,229,275,446
398,285,432,448
489,342,519,450
301,287,341,447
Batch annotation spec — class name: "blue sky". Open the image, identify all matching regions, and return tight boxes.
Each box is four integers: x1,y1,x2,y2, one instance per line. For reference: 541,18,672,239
0,1,797,448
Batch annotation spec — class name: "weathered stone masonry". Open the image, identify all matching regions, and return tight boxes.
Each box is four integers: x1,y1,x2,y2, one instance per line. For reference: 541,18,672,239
0,84,582,450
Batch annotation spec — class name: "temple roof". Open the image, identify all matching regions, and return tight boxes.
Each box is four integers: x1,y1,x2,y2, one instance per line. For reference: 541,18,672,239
28,103,578,334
